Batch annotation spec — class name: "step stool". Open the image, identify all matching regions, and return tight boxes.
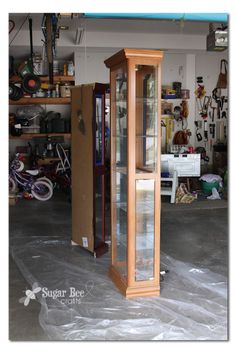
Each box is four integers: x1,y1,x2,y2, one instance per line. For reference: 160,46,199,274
161,170,178,203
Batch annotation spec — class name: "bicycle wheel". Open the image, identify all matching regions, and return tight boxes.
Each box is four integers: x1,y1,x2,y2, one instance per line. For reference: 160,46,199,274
15,160,24,172
31,180,53,201
9,176,17,193
37,177,54,190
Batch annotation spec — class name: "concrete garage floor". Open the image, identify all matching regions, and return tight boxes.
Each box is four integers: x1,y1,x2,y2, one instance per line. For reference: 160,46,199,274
9,192,228,341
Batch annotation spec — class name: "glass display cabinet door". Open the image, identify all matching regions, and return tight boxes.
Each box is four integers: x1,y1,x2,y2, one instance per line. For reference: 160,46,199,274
110,64,128,283
94,91,106,254
135,64,158,283
105,49,163,298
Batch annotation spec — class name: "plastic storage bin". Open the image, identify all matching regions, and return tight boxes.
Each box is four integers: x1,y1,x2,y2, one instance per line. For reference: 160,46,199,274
201,180,220,194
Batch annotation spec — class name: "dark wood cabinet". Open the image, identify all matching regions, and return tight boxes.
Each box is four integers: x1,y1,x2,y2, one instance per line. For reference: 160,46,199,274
71,83,109,257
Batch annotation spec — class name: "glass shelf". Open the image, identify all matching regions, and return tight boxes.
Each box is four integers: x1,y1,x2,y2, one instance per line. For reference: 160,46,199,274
112,166,127,174
136,97,158,101
136,134,157,138
112,134,128,138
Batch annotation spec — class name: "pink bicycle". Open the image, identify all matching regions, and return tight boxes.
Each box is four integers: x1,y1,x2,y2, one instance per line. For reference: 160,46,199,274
9,154,53,201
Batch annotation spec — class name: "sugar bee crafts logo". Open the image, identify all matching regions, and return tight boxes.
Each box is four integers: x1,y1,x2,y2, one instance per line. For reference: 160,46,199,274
19,281,94,306
19,283,42,306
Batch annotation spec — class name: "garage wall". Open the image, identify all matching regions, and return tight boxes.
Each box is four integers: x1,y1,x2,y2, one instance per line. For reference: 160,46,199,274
74,47,228,156
195,51,228,164
74,50,112,84
195,52,228,94
75,50,187,86
9,22,228,159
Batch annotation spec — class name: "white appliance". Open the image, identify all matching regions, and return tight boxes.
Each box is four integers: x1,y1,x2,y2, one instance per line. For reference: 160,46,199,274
161,154,201,177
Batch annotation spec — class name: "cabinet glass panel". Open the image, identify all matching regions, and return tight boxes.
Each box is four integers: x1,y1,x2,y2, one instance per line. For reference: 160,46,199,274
135,179,155,281
95,175,103,246
95,95,103,165
111,68,128,279
135,65,158,173
113,172,127,277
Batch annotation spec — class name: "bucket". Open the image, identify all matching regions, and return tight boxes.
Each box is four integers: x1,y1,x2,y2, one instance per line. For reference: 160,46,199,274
201,180,220,195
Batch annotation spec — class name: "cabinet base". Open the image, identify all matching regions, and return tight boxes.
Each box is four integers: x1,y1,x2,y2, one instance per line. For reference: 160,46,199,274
94,242,109,258
109,265,160,299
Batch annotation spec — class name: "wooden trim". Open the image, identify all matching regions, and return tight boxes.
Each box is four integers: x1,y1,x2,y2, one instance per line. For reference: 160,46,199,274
10,75,75,83
9,97,71,105
110,68,116,265
134,172,157,179
110,265,160,298
115,260,126,267
154,63,162,282
104,50,127,69
9,133,71,140
126,284,160,299
109,265,127,296
127,59,136,287
124,48,163,60
105,48,163,68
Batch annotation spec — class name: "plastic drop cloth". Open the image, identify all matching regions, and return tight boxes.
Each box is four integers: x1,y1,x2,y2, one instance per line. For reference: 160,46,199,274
10,236,227,341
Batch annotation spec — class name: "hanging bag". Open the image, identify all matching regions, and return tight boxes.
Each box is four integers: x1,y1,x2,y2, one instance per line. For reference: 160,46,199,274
217,59,228,89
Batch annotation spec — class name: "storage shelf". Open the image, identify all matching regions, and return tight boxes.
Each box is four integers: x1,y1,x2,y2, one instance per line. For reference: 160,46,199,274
161,98,189,101
9,75,75,82
9,133,71,140
9,97,71,105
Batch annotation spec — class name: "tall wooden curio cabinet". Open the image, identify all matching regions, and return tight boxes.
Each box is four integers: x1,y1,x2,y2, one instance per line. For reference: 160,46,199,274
105,49,163,298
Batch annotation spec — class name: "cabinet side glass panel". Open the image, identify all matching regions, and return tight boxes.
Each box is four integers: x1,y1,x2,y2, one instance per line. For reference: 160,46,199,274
95,95,103,165
111,67,128,279
94,175,103,246
135,65,158,173
135,179,155,281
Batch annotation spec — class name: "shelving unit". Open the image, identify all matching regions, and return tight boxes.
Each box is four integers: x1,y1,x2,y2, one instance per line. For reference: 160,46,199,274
9,74,74,141
9,97,71,105
9,75,75,105
9,75,75,83
161,98,189,101
9,133,71,140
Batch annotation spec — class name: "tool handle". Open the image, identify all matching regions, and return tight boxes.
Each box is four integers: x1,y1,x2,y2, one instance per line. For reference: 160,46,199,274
220,59,228,75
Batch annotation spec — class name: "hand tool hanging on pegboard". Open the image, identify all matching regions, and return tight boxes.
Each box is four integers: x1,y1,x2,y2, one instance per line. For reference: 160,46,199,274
209,124,215,138
221,111,227,119
204,120,208,148
202,96,211,119
194,121,203,142
209,139,213,152
212,87,222,120
216,59,228,89
195,77,212,119
210,106,216,122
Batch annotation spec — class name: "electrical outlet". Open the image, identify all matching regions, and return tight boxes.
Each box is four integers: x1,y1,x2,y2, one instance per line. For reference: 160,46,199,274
82,237,88,248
